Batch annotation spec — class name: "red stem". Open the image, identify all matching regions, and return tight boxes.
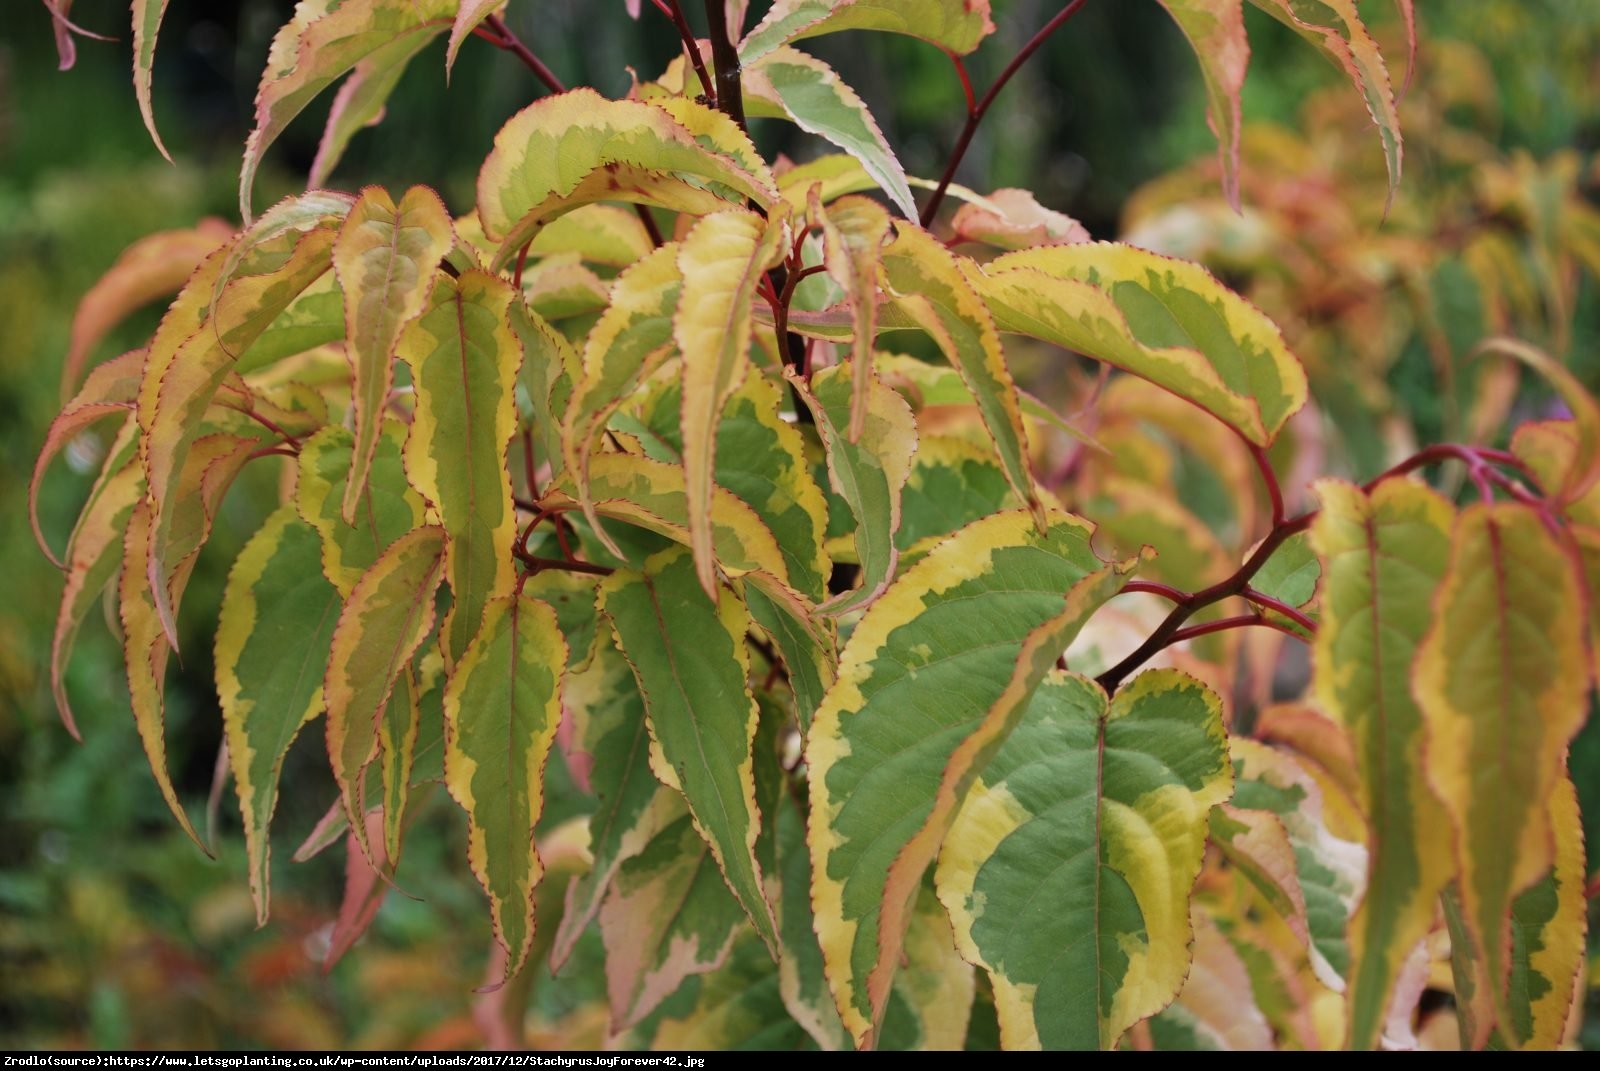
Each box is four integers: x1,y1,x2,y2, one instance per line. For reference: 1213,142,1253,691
920,0,1091,226
1166,613,1307,646
657,0,717,103
1241,588,1317,633
484,14,564,95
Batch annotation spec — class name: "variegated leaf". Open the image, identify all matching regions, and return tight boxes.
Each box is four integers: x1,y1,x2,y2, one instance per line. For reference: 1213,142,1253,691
1157,0,1250,210
1310,477,1455,1049
740,0,995,61
969,242,1308,445
599,547,780,952
332,185,454,522
675,208,788,597
216,505,342,922
444,592,568,977
400,270,521,665
295,423,427,597
808,510,1138,1046
936,669,1233,1049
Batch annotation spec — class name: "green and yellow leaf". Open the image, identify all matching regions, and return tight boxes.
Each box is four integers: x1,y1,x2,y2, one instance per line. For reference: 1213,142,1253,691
969,242,1308,445
400,269,521,664
295,423,427,597
745,51,916,219
811,194,893,440
1415,502,1588,1041
332,185,454,522
216,505,343,922
675,208,788,596
936,668,1233,1049
1157,0,1250,210
599,547,779,952
443,592,568,977
807,510,1137,1046
792,362,916,613
324,524,448,861
881,225,1040,520
1309,476,1455,1049
240,0,455,217
740,0,995,62
475,89,776,269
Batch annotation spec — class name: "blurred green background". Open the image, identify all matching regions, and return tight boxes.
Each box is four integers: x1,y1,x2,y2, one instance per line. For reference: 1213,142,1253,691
1,0,1597,1050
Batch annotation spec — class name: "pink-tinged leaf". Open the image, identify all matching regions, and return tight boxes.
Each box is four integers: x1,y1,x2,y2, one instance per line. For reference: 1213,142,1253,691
140,226,337,650
132,0,173,160
1392,0,1417,99
50,421,141,740
1477,337,1600,508
63,220,233,397
1157,0,1249,211
324,525,448,864
240,0,456,219
32,348,145,568
1248,0,1403,208
445,0,504,76
325,808,389,970
332,186,455,524
41,0,113,70
949,187,1092,250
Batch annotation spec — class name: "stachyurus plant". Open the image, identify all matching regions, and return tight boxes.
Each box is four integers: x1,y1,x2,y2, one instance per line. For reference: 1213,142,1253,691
32,0,1597,1051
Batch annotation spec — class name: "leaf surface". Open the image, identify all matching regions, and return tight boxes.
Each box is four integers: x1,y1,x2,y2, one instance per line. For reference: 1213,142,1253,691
740,0,994,61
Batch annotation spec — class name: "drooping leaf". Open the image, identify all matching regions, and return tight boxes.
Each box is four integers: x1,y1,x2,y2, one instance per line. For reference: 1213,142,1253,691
141,225,337,648
1247,0,1403,206
1156,0,1250,210
811,194,893,440
324,525,448,862
216,506,343,923
551,637,678,970
240,0,456,218
1309,477,1455,1049
935,669,1232,1050
675,208,787,597
807,510,1138,1046
598,806,747,1029
475,89,776,270
881,225,1040,520
49,423,141,739
117,500,207,851
333,188,454,522
792,362,916,614
599,547,780,952
399,269,521,664
744,583,837,735
740,0,995,62
444,0,505,75
969,242,1308,445
309,36,437,188
33,350,145,568
443,592,568,978
1414,502,1588,1040
509,297,580,490
745,49,916,219
563,243,682,539
1478,338,1600,508
63,220,233,396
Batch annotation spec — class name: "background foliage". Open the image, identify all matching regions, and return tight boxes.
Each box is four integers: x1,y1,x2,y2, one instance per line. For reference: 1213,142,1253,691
1,0,1598,1049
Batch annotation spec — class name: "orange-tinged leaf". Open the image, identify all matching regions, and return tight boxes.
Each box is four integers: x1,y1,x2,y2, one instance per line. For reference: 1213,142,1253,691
675,208,787,597
63,220,232,397
131,0,173,159
948,187,1091,251
444,0,504,75
1157,0,1250,210
1477,338,1600,508
141,225,337,649
333,186,455,523
1415,503,1589,1041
